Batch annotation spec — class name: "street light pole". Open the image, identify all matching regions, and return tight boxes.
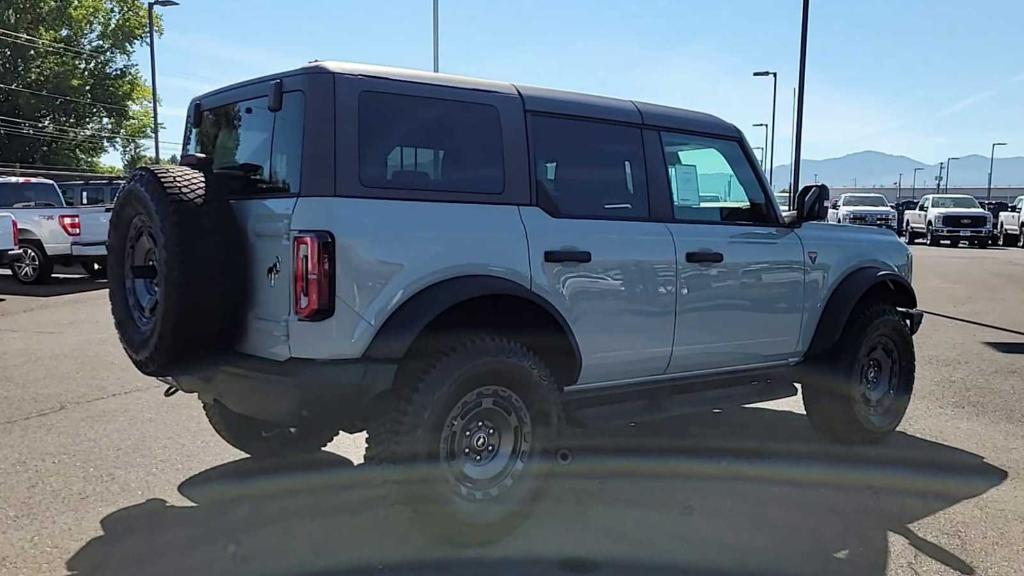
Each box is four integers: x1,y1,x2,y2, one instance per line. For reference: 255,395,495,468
147,0,178,163
753,71,778,187
752,123,768,171
433,0,439,73
987,142,1007,199
897,172,902,199
791,0,810,205
911,167,923,199
935,162,944,193
944,156,959,193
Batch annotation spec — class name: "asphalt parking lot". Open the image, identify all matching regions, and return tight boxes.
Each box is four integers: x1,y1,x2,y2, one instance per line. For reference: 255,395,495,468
1,245,1022,575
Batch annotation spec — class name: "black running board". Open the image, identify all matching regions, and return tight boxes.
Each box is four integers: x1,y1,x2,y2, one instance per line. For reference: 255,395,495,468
563,370,798,427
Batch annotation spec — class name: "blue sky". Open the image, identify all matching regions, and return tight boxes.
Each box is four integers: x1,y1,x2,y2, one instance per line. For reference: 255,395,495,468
120,0,1024,168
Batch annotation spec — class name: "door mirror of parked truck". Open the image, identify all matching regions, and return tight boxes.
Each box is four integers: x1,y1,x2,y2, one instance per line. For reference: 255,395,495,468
796,184,830,223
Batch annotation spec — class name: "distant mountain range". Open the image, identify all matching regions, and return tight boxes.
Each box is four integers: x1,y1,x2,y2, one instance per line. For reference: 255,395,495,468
772,151,1024,191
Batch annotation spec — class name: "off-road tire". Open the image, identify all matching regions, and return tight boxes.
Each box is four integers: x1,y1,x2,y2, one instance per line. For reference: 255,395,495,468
10,241,52,285
803,304,915,444
365,333,561,544
108,166,245,376
203,401,338,458
1018,230,1024,249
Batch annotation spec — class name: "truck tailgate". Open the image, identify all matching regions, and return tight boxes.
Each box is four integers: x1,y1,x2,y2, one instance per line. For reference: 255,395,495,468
0,212,15,252
77,206,111,246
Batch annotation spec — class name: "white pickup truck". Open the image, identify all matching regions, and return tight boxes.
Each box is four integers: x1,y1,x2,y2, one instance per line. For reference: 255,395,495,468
0,213,17,266
826,193,897,231
902,194,993,248
0,177,111,284
996,195,1023,248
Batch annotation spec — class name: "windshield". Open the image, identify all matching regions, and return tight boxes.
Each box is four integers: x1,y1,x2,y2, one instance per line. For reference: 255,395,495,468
843,195,888,207
933,196,981,209
0,182,64,207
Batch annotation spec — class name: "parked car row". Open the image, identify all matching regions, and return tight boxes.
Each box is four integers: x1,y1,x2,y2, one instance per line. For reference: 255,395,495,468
0,176,111,283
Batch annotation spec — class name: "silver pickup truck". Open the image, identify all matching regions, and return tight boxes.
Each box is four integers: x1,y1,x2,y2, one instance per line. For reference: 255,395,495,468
0,177,111,284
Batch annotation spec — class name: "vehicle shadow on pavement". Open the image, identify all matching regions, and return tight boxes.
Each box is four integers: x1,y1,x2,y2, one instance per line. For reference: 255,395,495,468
66,407,1006,576
0,273,106,297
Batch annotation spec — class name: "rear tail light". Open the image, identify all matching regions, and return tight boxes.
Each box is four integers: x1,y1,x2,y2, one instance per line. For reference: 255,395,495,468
11,218,17,247
59,214,81,236
293,231,335,321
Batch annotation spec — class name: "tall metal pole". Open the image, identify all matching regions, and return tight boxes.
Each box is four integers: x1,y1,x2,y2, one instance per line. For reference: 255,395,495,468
147,3,160,162
432,0,439,73
987,142,1007,200
897,172,902,199
912,167,922,199
769,72,777,187
944,156,958,193
791,0,810,206
789,87,796,193
935,162,944,193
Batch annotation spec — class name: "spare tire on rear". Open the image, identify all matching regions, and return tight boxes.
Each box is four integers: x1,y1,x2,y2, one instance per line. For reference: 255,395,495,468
108,165,246,376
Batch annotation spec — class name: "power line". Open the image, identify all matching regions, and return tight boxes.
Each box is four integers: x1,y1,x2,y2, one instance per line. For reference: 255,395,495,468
0,82,130,110
0,115,182,146
0,167,124,178
0,161,117,171
0,26,101,56
0,123,109,146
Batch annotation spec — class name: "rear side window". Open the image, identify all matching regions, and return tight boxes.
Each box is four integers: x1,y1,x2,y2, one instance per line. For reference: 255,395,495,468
81,187,106,205
187,92,305,195
358,92,504,194
0,182,64,207
529,115,648,219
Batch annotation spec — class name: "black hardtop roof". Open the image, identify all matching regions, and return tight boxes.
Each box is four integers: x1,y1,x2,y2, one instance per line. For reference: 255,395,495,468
192,61,742,139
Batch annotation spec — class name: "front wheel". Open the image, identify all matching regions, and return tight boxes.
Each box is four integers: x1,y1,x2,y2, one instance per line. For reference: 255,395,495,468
998,226,1011,247
803,304,915,444
1018,230,1024,249
365,334,560,543
203,401,338,458
10,243,53,285
926,225,939,246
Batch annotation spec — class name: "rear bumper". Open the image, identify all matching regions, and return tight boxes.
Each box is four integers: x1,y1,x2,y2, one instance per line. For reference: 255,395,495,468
70,241,107,257
169,354,397,430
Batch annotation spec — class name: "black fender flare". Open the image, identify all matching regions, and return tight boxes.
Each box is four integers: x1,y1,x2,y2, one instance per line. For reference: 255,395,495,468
806,267,917,356
363,274,581,366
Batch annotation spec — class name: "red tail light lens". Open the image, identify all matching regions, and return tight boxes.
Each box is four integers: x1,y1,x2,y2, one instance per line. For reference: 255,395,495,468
59,214,81,236
293,231,335,321
11,218,17,246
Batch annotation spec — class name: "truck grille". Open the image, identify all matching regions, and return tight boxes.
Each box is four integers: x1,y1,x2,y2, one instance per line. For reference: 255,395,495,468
942,215,987,229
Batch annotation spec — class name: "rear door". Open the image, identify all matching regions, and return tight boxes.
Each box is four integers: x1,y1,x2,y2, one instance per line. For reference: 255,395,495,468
521,114,676,385
185,87,307,360
651,130,805,373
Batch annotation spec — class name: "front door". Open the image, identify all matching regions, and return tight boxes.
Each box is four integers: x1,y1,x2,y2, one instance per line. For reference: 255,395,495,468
522,115,676,385
653,130,805,373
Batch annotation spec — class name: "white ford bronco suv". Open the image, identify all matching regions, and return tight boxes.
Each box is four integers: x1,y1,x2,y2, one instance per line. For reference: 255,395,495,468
108,62,923,529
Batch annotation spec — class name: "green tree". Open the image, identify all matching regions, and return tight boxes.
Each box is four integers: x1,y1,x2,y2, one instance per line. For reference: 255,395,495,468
0,0,157,171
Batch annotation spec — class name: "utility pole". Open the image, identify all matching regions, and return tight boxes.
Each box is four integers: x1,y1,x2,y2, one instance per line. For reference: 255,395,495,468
897,172,902,199
944,156,959,193
147,1,179,162
753,71,778,187
789,87,796,194
987,142,1007,199
432,0,439,72
791,0,810,205
935,162,944,193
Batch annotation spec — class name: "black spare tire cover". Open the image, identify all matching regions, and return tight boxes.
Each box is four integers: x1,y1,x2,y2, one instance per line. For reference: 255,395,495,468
108,166,246,376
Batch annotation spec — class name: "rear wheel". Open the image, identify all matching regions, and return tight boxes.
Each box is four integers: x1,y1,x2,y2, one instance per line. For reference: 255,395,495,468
10,242,52,285
1018,230,1024,249
903,225,915,245
203,401,338,458
365,333,560,543
803,304,915,443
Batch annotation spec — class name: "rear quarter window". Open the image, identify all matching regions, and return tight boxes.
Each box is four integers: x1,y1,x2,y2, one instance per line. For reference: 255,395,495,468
357,91,504,194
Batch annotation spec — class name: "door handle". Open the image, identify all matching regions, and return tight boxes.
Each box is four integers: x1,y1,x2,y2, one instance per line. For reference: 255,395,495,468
545,250,592,263
685,251,724,264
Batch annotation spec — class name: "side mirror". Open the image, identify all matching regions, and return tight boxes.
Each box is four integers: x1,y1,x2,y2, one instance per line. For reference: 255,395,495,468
796,184,830,222
829,199,839,210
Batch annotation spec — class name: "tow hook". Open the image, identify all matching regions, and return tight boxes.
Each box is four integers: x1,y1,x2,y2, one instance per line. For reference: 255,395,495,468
158,376,180,397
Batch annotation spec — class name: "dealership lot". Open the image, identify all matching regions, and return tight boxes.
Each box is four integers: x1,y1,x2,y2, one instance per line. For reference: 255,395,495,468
1,245,1023,575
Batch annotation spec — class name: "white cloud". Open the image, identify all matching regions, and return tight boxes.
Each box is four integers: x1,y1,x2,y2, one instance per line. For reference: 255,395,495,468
936,90,996,117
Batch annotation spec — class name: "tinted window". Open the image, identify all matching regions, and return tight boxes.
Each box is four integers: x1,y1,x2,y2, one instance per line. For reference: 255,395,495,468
187,92,304,195
660,132,773,224
530,115,647,219
932,196,981,209
0,182,64,207
81,187,107,205
358,92,504,194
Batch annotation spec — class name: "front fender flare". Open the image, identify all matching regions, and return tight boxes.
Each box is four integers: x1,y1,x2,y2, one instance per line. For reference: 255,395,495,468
806,267,917,356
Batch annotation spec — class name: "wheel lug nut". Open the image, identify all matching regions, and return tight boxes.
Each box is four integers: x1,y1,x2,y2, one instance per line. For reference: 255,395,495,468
464,448,470,455
474,455,482,462
488,428,495,435
476,421,483,428
465,430,472,437
487,445,495,452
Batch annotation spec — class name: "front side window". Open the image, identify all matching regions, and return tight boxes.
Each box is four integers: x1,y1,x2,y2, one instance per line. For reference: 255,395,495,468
187,92,304,195
530,115,648,219
661,132,774,224
358,92,504,194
